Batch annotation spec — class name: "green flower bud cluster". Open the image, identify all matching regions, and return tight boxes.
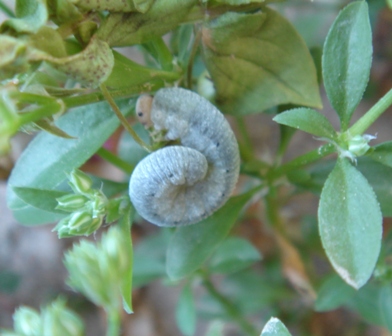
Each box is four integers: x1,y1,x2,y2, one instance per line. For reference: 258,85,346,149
54,169,108,238
336,133,376,163
347,134,375,157
1,298,84,336
64,226,131,311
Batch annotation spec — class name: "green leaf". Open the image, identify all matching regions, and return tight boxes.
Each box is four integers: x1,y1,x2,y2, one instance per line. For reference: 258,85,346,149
346,282,385,326
202,9,322,115
104,51,179,90
273,108,336,139
368,141,392,168
132,230,170,288
314,274,356,312
1,0,48,33
260,317,292,336
380,285,392,331
170,24,194,65
175,284,196,336
7,100,131,225
318,158,382,289
322,1,372,130
166,187,260,280
47,0,83,25
97,0,197,47
118,207,134,314
357,158,392,217
12,187,68,214
29,26,67,58
208,237,261,274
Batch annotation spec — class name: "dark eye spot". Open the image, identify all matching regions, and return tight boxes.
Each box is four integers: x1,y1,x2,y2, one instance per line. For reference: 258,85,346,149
226,169,230,173
137,112,143,117
173,221,179,225
168,173,173,178
150,193,155,197
216,142,220,147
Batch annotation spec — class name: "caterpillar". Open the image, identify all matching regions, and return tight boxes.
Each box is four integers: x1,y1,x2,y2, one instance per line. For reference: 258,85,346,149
129,87,240,227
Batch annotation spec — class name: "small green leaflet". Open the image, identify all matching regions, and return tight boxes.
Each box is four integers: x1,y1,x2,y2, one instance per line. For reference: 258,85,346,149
318,158,382,289
273,108,336,139
260,317,292,336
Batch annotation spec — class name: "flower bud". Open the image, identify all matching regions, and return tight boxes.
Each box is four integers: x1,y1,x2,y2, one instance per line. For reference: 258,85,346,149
68,169,93,195
42,298,84,336
13,307,42,336
68,211,93,231
348,134,375,157
56,194,88,212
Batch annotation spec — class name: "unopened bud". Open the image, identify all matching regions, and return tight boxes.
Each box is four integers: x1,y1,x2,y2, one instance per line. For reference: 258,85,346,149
56,194,88,212
348,134,375,157
13,307,42,336
68,169,93,195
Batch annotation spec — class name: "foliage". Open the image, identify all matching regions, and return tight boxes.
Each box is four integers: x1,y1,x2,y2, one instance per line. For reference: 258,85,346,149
1,0,392,335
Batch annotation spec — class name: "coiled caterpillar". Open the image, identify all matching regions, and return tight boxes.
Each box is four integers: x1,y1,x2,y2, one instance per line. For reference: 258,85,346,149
129,88,240,227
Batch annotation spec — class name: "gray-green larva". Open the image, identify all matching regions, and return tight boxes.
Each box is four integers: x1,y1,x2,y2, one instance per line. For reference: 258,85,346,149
129,87,240,227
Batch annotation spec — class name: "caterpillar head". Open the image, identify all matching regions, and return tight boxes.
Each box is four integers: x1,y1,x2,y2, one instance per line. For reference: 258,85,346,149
135,94,154,128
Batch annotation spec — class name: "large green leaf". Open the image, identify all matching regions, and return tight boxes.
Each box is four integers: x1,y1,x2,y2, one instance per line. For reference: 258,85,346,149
12,187,68,214
7,100,131,225
294,157,392,217
273,108,336,139
260,317,292,336
166,188,259,280
318,158,382,289
322,1,372,130
202,9,322,115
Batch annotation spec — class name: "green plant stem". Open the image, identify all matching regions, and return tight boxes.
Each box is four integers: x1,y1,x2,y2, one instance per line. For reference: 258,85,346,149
269,143,335,180
187,28,202,90
12,92,60,105
264,188,284,232
97,147,134,174
100,83,152,153
106,310,121,336
236,117,254,162
202,275,258,336
18,101,65,125
349,87,392,136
